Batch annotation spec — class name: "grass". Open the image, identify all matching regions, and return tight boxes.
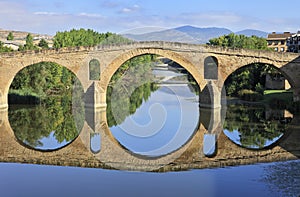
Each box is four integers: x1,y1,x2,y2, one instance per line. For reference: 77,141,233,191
263,89,293,103
9,89,43,98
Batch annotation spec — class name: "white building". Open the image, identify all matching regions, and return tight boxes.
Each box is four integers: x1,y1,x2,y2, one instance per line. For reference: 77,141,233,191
287,31,300,53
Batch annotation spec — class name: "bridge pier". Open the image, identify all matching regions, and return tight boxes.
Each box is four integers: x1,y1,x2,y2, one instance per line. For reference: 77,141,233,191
199,81,221,109
200,107,225,157
84,82,107,109
0,90,8,110
79,106,106,154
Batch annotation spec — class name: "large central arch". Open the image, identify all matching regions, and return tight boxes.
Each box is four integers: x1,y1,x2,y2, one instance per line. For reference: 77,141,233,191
100,48,205,95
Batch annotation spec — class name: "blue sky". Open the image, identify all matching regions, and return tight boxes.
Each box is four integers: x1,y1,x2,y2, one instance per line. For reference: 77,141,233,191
0,0,299,35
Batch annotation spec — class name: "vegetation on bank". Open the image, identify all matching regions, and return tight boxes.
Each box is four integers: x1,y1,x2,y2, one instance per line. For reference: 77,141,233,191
53,28,131,48
106,54,159,127
0,41,13,52
9,61,75,104
207,33,271,50
207,33,296,109
8,28,132,103
225,63,284,99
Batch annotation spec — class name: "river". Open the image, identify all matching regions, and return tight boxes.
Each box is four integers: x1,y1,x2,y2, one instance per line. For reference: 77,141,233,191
0,57,299,197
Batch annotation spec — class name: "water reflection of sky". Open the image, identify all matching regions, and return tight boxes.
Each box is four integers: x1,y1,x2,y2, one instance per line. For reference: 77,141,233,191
1,160,298,197
35,131,68,150
224,129,284,149
110,85,199,157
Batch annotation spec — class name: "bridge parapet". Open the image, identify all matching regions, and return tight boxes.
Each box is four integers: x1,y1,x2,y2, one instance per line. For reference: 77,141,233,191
1,41,300,110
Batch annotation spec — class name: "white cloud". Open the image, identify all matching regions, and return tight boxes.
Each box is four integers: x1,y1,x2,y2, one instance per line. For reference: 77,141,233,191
78,13,105,18
34,12,61,16
0,1,299,35
122,8,132,13
119,4,140,14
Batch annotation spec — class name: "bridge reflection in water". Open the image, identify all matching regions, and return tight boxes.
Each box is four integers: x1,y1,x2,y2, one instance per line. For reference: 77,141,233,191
0,103,299,172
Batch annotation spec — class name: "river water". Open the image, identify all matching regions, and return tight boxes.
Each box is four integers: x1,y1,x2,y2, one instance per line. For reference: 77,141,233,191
1,58,299,197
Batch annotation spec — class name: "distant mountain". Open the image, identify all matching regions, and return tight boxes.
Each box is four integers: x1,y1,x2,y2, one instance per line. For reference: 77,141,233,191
235,29,268,38
124,25,232,44
123,25,268,44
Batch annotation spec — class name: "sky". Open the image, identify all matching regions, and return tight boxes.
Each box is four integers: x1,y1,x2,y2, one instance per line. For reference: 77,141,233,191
0,0,299,35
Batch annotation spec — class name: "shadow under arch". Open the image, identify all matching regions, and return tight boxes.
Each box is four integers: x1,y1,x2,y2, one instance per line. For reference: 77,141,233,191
7,61,85,152
223,62,294,97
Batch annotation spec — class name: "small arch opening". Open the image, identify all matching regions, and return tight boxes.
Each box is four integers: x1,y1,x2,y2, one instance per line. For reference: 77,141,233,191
204,56,218,80
203,134,217,157
89,59,100,81
90,133,101,154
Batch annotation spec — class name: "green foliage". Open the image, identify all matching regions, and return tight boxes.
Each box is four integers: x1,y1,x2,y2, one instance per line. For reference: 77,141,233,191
38,38,49,49
10,62,75,100
208,33,270,50
223,105,287,149
106,54,158,127
237,89,263,102
7,32,14,41
0,41,13,52
53,28,131,48
19,33,38,51
225,63,282,98
9,95,84,149
89,59,100,80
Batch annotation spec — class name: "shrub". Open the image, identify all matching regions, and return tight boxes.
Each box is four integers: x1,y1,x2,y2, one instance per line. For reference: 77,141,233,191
238,89,263,102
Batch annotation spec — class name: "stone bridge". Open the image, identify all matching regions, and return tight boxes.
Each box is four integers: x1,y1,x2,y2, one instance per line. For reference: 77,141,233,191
0,106,299,172
0,41,300,110
0,41,300,171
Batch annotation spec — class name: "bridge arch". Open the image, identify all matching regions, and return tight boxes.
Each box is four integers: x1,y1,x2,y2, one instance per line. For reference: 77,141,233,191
224,61,296,91
100,48,205,94
6,61,86,150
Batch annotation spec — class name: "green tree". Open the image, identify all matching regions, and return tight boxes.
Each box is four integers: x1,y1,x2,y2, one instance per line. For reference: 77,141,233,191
7,32,14,41
53,28,131,48
208,33,270,50
19,33,38,51
10,62,75,99
225,63,282,98
0,41,13,52
38,38,49,49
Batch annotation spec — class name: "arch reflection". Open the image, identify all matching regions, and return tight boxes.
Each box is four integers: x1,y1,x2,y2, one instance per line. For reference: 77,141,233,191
8,62,85,151
107,55,200,157
223,104,292,149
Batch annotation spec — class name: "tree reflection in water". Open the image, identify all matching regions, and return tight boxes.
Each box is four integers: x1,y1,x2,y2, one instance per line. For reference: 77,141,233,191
9,93,84,151
223,104,292,149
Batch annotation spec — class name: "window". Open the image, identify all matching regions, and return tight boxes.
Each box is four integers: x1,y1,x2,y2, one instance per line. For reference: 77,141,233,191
274,47,278,51
280,47,285,52
203,134,217,157
204,56,218,80
89,59,100,81
90,133,101,153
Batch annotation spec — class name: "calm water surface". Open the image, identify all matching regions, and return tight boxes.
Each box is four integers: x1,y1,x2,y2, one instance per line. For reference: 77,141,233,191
0,160,299,197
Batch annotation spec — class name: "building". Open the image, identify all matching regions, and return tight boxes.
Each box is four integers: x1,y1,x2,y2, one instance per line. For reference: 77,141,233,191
287,31,300,53
267,32,292,52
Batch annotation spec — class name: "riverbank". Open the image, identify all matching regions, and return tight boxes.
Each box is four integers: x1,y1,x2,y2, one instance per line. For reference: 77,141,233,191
8,89,42,104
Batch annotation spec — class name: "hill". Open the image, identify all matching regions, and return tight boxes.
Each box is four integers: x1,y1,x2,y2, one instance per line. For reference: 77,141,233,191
235,29,268,38
0,28,53,49
123,25,268,44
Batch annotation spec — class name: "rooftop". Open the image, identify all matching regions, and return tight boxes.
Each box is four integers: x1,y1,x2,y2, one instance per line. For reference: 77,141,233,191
267,32,293,40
